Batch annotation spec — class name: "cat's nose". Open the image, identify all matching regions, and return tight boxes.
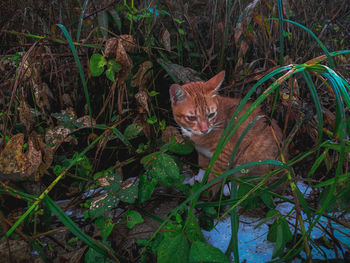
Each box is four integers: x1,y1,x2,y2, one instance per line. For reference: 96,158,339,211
201,129,209,134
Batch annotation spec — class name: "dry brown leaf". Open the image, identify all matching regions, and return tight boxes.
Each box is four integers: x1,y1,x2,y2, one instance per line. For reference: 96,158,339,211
33,82,53,110
131,61,153,89
119,34,136,53
75,115,96,128
0,133,27,176
0,132,43,179
116,39,132,85
45,126,77,150
161,28,171,51
162,126,184,144
135,90,149,113
18,99,34,132
104,37,118,58
24,132,42,177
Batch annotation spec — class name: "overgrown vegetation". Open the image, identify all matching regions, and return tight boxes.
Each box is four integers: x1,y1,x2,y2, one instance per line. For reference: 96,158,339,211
0,0,349,262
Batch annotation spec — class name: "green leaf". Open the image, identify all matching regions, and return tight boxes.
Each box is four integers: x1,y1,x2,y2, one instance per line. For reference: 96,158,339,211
157,233,189,263
146,115,157,124
96,217,114,241
89,193,118,219
105,67,115,81
138,173,157,203
184,212,205,243
143,152,181,187
107,59,121,73
103,173,123,194
189,241,230,263
148,91,159,97
126,210,144,229
90,53,107,77
167,136,194,155
118,180,138,203
272,222,284,259
178,28,185,35
124,123,143,139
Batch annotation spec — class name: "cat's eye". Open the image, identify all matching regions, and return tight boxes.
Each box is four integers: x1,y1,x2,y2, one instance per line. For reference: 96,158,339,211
207,112,216,119
186,115,197,121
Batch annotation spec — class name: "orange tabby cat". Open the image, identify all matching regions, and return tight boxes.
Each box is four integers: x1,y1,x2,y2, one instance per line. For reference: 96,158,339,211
170,71,285,195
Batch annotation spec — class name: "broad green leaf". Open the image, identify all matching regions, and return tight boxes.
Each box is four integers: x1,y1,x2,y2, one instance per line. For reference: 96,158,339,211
105,67,115,81
272,222,284,259
89,193,118,218
143,153,181,187
104,173,122,194
157,232,189,263
118,180,138,203
189,241,229,263
96,217,114,241
124,123,143,139
107,59,121,73
138,173,157,203
126,210,144,229
90,53,107,77
168,136,194,155
184,212,205,243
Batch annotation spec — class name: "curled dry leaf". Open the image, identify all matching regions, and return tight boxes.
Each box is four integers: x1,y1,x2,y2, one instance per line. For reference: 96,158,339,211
24,132,42,178
45,126,77,150
116,38,132,85
18,99,34,132
0,132,43,179
104,37,118,58
135,90,149,113
33,82,54,110
131,61,153,89
75,115,96,128
119,35,136,53
161,28,171,52
22,58,40,83
161,126,184,144
0,133,27,176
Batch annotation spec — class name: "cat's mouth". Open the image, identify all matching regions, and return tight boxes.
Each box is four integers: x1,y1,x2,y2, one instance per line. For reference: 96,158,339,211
181,127,213,137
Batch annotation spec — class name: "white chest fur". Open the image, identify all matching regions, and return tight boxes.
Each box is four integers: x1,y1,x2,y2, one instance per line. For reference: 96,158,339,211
195,145,213,159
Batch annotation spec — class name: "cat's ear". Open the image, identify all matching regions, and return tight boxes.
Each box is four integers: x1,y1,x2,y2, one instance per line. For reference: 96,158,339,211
206,71,225,94
170,84,186,104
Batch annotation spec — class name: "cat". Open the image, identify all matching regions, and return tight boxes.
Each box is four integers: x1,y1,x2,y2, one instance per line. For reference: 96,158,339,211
170,71,285,196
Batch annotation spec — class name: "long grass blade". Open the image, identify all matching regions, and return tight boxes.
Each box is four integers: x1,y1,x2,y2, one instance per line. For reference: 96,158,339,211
56,24,93,126
76,0,89,42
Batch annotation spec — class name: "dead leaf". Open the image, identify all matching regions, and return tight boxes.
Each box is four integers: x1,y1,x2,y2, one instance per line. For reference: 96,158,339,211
24,132,42,178
0,132,43,179
161,28,171,51
135,90,149,113
131,61,153,90
116,39,132,85
33,82,53,110
157,59,202,84
45,126,77,150
119,34,136,53
105,37,118,58
162,126,184,144
0,133,27,176
18,99,34,132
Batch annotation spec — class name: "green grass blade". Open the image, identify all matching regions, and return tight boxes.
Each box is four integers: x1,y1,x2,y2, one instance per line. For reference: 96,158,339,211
281,19,335,68
76,0,89,42
43,196,114,259
56,24,93,126
277,0,284,66
302,70,323,146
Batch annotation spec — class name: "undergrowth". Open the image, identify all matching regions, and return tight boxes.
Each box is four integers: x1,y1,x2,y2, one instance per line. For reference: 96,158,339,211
0,0,349,262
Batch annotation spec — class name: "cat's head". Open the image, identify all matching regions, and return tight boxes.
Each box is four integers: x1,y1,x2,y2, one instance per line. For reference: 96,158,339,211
170,71,225,136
